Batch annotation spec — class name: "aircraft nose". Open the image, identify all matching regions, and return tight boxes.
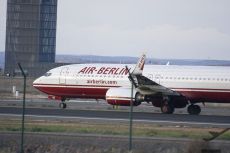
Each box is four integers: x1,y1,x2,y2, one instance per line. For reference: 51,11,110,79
33,77,41,87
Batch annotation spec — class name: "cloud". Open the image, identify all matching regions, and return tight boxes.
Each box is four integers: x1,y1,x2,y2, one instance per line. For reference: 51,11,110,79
57,24,230,60
1,0,229,60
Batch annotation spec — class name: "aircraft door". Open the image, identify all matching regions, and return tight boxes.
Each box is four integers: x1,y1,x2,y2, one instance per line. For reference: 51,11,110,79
154,74,161,84
59,67,69,84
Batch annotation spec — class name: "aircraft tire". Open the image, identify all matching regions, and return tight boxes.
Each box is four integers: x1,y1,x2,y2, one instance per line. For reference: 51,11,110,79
161,100,174,114
59,102,67,109
187,104,201,115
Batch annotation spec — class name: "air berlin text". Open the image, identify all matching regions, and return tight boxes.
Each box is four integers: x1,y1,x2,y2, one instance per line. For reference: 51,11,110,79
78,67,130,75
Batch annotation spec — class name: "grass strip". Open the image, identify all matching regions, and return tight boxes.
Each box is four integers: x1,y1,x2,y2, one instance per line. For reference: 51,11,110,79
0,119,229,140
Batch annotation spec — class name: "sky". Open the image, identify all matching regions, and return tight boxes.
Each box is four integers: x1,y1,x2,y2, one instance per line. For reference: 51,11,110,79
0,0,230,60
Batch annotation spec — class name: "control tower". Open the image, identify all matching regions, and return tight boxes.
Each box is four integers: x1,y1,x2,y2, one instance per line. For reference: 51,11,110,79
5,0,58,76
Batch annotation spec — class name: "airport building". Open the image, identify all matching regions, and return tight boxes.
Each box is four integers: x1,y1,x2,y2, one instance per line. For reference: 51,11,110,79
4,0,58,76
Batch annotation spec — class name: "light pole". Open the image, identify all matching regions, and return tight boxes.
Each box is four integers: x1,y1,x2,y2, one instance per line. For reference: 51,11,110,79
129,82,134,151
18,63,26,153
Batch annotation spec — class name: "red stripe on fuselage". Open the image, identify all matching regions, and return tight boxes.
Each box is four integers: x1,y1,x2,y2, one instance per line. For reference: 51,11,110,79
33,84,230,103
33,84,116,99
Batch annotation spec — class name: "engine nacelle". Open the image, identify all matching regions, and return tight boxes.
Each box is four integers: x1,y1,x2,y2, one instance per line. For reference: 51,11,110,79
106,87,142,106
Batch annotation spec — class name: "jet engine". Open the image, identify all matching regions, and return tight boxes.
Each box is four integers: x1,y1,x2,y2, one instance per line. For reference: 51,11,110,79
106,87,143,106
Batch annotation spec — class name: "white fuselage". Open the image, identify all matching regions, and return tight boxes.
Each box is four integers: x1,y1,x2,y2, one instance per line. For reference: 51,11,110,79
33,64,230,103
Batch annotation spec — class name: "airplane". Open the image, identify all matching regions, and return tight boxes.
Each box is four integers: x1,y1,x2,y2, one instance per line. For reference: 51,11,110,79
33,54,230,115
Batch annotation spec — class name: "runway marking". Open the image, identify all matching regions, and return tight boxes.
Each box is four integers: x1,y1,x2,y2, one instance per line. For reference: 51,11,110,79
0,113,229,127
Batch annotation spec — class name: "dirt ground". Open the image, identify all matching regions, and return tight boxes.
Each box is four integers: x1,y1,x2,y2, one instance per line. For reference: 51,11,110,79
0,132,229,153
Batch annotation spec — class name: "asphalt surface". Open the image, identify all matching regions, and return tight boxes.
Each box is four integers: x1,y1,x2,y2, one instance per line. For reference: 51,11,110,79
0,106,229,128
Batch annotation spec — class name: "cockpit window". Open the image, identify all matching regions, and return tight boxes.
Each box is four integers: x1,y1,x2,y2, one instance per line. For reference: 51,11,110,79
44,72,52,77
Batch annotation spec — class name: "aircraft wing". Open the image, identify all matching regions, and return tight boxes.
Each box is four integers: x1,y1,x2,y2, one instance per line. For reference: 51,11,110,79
128,53,180,96
130,74,181,96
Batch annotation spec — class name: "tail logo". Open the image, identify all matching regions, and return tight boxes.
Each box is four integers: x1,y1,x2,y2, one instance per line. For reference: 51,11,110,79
138,55,145,70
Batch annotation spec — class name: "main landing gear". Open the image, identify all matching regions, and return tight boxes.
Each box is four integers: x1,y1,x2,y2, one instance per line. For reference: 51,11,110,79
59,98,67,109
159,97,201,115
161,98,175,114
187,104,201,115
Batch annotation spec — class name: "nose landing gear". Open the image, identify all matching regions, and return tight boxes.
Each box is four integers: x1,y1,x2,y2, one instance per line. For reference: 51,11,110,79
59,102,67,109
59,98,67,109
187,104,201,115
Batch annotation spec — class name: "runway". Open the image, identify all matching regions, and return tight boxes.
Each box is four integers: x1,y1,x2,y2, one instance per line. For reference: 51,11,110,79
0,106,229,128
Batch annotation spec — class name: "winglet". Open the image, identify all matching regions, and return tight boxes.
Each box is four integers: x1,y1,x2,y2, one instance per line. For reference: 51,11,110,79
132,53,146,75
